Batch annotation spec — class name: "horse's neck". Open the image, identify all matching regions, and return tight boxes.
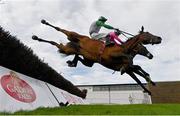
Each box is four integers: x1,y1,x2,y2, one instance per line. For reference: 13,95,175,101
128,50,136,59
123,35,141,52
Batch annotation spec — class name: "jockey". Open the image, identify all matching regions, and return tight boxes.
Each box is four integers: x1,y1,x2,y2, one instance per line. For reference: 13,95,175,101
108,29,124,45
89,16,116,40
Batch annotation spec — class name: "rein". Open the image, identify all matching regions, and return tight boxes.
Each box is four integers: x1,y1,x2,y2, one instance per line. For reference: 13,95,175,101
119,29,134,37
121,32,130,39
119,29,141,51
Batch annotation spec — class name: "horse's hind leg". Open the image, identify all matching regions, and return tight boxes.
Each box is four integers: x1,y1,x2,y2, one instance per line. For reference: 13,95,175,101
41,19,65,33
32,35,78,55
32,35,60,47
41,19,79,41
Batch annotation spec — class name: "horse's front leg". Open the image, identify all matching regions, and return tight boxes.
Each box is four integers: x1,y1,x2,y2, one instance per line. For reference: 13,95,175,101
126,70,152,95
132,65,156,86
66,54,79,67
110,53,133,75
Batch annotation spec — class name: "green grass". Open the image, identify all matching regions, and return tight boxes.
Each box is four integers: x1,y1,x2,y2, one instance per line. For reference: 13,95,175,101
1,104,180,115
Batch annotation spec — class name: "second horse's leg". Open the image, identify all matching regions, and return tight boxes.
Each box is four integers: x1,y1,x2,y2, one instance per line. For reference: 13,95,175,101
132,65,156,86
126,70,152,95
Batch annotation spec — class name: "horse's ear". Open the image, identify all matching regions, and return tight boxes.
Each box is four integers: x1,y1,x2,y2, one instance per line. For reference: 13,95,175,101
141,26,144,32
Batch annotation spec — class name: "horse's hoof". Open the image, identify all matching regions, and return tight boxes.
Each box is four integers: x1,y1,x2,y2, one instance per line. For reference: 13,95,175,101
66,60,72,64
66,61,76,67
41,19,46,24
143,90,151,96
68,64,76,67
32,35,38,40
148,92,151,96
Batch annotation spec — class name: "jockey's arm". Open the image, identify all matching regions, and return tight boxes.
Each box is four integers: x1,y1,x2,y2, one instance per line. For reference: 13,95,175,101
96,21,114,29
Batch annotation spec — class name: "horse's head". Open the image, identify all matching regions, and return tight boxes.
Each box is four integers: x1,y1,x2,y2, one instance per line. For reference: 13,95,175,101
138,26,162,45
132,43,153,59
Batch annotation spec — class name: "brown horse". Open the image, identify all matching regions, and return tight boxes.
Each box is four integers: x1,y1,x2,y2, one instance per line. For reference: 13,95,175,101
68,43,154,79
67,42,156,89
32,19,162,94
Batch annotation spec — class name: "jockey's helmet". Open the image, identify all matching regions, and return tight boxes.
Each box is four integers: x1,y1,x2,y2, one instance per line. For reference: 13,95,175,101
98,16,107,22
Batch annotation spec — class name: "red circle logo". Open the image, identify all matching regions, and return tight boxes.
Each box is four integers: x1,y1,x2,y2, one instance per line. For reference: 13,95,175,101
0,71,36,103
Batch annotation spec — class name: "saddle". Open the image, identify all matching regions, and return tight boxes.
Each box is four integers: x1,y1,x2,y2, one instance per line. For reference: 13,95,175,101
96,36,116,61
98,35,115,46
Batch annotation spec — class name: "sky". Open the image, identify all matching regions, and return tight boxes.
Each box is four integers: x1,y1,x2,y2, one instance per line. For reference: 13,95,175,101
0,0,180,85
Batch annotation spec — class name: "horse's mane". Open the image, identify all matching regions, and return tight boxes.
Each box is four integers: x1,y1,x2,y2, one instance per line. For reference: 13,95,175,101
125,33,139,43
0,26,83,96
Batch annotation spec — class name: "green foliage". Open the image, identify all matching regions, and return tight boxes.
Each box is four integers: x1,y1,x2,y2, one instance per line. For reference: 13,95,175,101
2,104,180,115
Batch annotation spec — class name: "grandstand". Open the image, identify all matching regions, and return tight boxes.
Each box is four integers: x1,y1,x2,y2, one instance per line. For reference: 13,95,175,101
77,83,151,104
78,81,180,104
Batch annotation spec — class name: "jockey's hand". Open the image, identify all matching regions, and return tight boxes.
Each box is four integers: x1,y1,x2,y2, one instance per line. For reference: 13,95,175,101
114,28,119,31
114,28,122,35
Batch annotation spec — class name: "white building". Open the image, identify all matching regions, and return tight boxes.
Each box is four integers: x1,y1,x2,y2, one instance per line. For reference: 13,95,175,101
77,84,151,104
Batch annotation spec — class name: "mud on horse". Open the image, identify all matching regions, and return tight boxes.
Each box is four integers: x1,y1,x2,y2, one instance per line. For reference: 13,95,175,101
32,20,162,95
